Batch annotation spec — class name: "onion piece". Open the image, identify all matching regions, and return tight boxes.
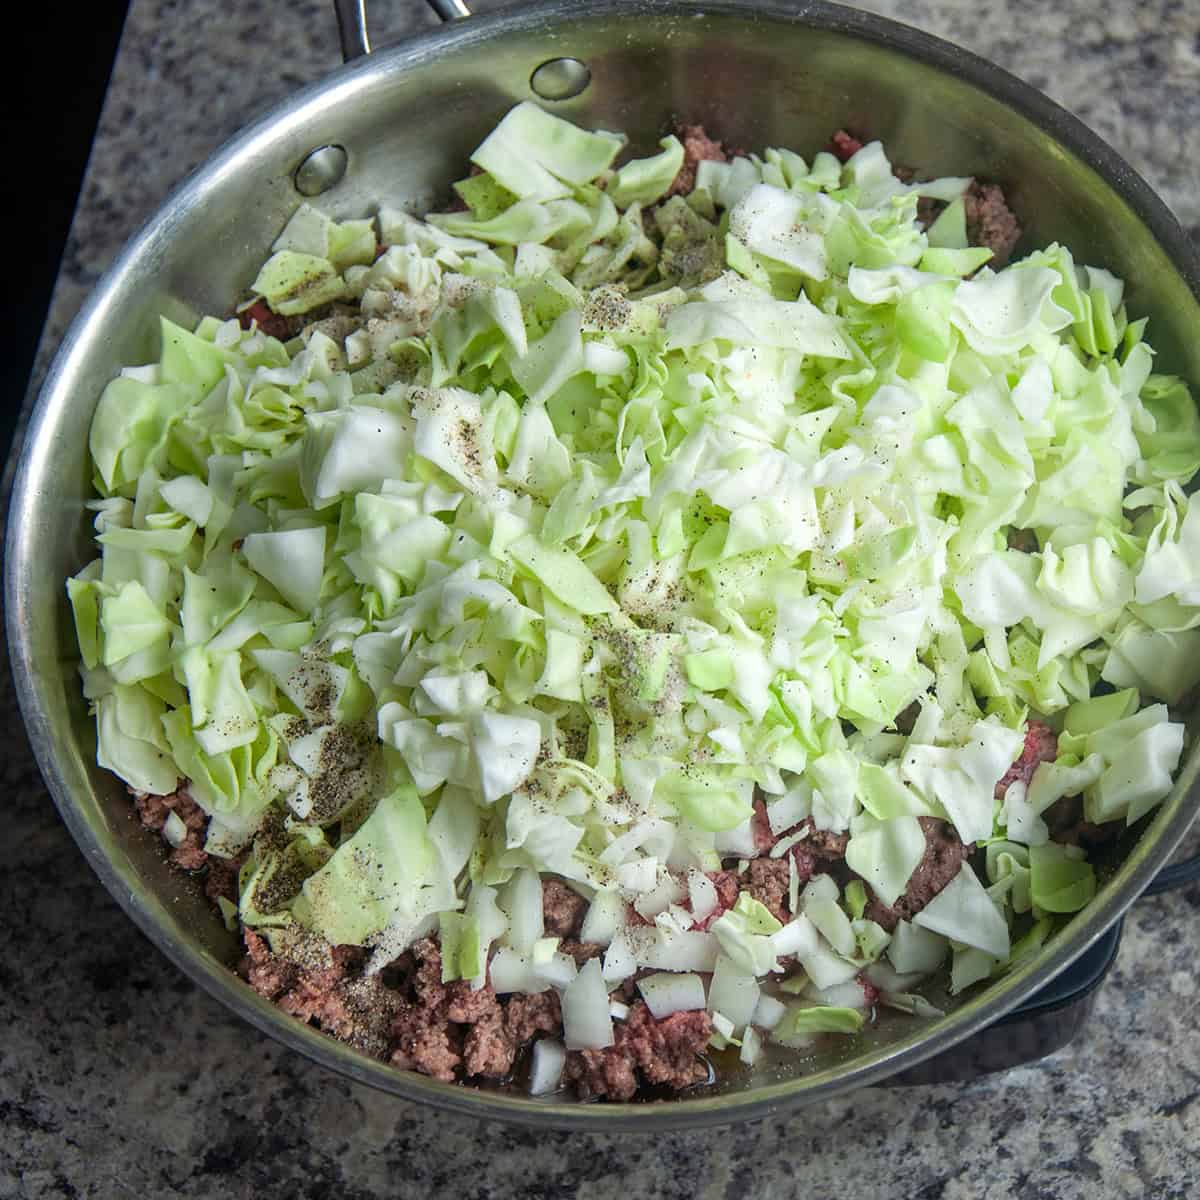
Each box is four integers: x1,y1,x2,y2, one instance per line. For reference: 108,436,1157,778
579,889,624,947
687,870,718,924
887,919,948,974
706,954,760,1028
505,868,544,955
633,871,685,919
489,947,548,995
638,971,706,1019
805,980,871,1011
562,959,615,1050
752,993,786,1030
714,816,758,858
616,856,658,894
162,810,187,848
770,915,819,959
766,782,812,835
529,1039,566,1096
880,992,946,1019
601,928,637,984
740,1025,764,1065
630,928,719,972
711,1011,736,1040
535,952,579,990
865,961,927,994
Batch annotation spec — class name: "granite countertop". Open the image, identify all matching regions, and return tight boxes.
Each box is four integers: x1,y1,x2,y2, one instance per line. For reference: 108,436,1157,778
5,1,1200,1196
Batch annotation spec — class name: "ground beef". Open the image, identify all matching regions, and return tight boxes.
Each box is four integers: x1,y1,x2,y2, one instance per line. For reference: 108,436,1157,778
133,786,210,872
241,928,298,999
750,794,777,854
1007,526,1040,554
864,817,972,931
996,720,1059,800
204,855,241,905
241,929,400,1058
744,857,792,923
915,196,943,229
542,879,588,938
964,180,1022,267
384,942,571,1085
801,824,851,861
564,1002,713,1100
461,1003,515,1079
392,1006,463,1082
558,940,603,966
830,129,864,161
667,123,727,197
445,979,501,1024
1043,794,1122,848
237,298,296,340
892,701,922,736
691,869,740,932
504,991,562,1045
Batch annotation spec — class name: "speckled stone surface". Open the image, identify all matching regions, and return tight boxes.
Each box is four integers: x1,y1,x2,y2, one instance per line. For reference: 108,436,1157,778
5,1,1200,1196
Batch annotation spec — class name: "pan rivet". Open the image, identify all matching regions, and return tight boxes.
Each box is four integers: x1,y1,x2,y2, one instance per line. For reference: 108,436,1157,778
530,58,591,101
294,145,349,197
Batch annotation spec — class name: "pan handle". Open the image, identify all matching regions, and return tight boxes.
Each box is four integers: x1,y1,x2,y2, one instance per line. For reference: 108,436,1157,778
334,0,471,62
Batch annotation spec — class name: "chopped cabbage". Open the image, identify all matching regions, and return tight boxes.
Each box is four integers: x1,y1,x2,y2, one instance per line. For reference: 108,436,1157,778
70,103,1198,1068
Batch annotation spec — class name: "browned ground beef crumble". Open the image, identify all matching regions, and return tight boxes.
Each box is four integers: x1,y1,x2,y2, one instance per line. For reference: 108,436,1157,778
667,123,728,197
129,123,1065,1101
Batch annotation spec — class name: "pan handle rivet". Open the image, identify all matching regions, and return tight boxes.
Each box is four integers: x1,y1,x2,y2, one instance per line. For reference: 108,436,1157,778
530,58,591,101
294,145,349,197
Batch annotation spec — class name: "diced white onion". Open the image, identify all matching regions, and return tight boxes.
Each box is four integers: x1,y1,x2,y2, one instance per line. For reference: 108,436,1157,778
769,830,809,859
579,889,624,947
887,919,948,974
799,940,861,990
656,904,695,935
802,874,839,904
687,870,718,923
505,868,544,955
535,952,579,990
711,1011,736,1039
752,994,786,1031
489,947,548,995
638,971,707,1019
770,915,819,958
601,929,637,984
714,816,759,857
616,856,659,894
805,898,857,958
805,980,870,1011
562,959,615,1050
631,928,719,972
865,961,927,994
531,937,560,965
609,1000,630,1020
599,819,673,865
767,781,813,835
880,992,946,1019
528,1039,566,1096
162,810,187,848
707,955,761,1028
633,871,686,919
740,1025,764,1065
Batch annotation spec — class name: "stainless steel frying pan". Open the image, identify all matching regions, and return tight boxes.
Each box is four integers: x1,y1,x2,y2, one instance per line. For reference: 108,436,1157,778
7,0,1199,1130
